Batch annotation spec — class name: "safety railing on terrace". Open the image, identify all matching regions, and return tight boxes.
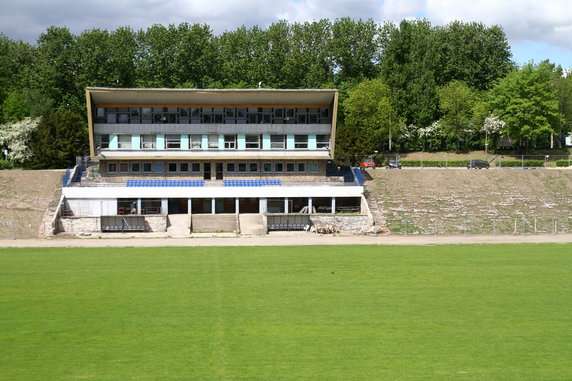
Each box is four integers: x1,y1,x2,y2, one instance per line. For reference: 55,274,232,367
386,216,572,235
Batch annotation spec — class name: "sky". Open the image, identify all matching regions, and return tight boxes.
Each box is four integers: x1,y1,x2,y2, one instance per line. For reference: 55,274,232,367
1,0,571,68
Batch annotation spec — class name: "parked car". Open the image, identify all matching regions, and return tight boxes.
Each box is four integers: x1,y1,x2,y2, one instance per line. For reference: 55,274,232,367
359,156,376,169
467,159,490,169
386,159,402,169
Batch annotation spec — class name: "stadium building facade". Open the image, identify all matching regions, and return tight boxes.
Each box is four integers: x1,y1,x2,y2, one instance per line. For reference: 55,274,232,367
59,88,366,233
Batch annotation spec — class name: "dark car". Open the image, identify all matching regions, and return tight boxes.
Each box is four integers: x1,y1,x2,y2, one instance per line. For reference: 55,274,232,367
386,159,402,169
467,159,490,169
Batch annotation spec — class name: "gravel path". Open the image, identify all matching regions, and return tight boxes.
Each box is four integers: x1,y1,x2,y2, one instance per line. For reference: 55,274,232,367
1,232,572,248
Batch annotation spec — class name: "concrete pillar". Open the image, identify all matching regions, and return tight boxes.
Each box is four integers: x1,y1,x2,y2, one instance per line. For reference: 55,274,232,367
284,197,289,213
211,198,216,214
235,198,240,214
161,198,168,215
331,197,336,214
137,199,141,215
259,198,267,214
188,198,192,214
308,197,313,214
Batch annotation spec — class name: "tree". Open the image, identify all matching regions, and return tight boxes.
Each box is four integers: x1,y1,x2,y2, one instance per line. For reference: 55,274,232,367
28,111,88,168
344,79,400,151
0,117,40,163
438,80,475,149
488,62,561,151
553,68,572,147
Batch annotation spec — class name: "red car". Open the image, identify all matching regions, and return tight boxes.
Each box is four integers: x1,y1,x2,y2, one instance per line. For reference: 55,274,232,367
359,157,376,169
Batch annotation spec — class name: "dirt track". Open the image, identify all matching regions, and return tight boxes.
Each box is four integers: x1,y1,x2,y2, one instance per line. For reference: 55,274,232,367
1,232,571,248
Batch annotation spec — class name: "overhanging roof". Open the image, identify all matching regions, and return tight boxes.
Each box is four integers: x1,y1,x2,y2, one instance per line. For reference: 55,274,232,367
87,87,338,106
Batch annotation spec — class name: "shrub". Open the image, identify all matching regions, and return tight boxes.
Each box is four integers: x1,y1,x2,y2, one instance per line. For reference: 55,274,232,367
495,160,544,167
556,159,570,167
0,159,14,169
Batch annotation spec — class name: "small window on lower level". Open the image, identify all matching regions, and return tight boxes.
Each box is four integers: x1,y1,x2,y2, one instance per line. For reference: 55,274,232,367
238,163,247,172
263,163,272,172
286,162,295,172
309,162,318,173
297,162,306,172
154,162,164,173
119,162,129,173
226,163,235,172
168,162,177,172
143,163,152,172
108,163,117,173
191,163,201,173
131,162,140,172
249,163,258,172
180,163,189,172
274,162,283,172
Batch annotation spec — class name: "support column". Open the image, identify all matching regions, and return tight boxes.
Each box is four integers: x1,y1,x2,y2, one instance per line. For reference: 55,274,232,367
211,198,216,214
331,197,336,214
161,198,168,215
137,199,141,215
284,197,289,214
235,198,240,214
188,198,192,214
308,197,313,214
259,198,267,214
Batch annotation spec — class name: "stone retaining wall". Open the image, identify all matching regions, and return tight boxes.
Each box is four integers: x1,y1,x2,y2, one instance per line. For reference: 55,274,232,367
310,215,370,231
58,215,167,233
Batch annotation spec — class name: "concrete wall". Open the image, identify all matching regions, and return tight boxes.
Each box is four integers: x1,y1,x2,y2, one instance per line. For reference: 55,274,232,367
58,215,167,233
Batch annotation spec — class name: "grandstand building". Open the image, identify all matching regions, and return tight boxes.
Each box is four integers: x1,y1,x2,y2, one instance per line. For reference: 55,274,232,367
59,87,366,233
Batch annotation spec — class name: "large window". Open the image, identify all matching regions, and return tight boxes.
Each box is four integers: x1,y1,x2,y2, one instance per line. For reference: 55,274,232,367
166,134,181,149
224,135,236,149
245,135,260,149
118,135,131,149
270,135,285,149
208,135,219,149
96,134,109,149
190,135,202,149
294,135,308,149
317,135,330,149
141,134,156,149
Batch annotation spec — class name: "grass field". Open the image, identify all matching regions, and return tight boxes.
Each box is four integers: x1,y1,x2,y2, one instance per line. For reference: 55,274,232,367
1,244,571,380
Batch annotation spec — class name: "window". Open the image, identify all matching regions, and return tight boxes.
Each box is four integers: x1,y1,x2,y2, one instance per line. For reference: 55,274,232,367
274,162,283,172
141,134,156,149
317,135,330,149
108,163,117,173
168,162,177,172
118,113,129,124
191,163,201,173
245,135,260,149
143,163,152,172
226,163,235,172
130,108,140,123
180,163,189,172
106,110,116,124
190,135,202,149
141,107,152,122
270,135,285,149
97,135,109,149
166,135,181,149
118,135,132,149
286,162,295,172
249,163,258,172
119,162,129,173
224,135,236,149
131,162,140,172
297,163,306,172
96,107,105,119
208,135,219,149
263,163,272,172
309,162,318,173
294,135,308,149
154,162,164,173
320,108,330,123
238,163,247,172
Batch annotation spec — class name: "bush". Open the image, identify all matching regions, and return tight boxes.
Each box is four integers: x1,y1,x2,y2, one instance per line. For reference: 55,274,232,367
556,159,570,167
495,160,544,167
0,159,14,169
399,160,467,167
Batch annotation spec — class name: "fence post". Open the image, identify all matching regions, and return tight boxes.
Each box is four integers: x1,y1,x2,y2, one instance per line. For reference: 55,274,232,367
493,219,496,236
514,218,517,235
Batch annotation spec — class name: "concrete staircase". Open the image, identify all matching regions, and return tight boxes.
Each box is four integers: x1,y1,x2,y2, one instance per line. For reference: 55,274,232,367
167,214,190,237
39,182,64,237
239,214,266,235
191,214,238,233
363,187,388,233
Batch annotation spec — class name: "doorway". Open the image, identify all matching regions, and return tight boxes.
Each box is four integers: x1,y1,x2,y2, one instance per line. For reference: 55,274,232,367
168,198,188,214
204,163,211,180
216,162,223,180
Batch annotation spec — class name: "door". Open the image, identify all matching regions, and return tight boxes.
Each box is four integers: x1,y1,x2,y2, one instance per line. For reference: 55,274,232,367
204,163,211,180
216,162,223,180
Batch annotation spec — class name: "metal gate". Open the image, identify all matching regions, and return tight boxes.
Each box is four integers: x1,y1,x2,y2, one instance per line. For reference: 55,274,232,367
101,216,146,232
267,214,311,231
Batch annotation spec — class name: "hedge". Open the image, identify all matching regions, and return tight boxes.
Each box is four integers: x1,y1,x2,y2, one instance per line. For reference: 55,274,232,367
556,159,570,167
495,160,544,167
0,159,14,170
398,160,468,167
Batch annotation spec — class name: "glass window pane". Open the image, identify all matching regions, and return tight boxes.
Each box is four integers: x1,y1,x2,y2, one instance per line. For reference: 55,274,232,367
286,163,295,172
191,163,200,172
131,162,140,172
249,163,258,172
263,163,272,172
143,163,152,172
154,162,164,173
238,163,247,172
226,163,235,172
180,163,189,172
274,162,283,172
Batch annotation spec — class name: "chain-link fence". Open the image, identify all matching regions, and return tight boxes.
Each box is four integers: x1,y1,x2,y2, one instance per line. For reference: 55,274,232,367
376,154,572,168
386,216,572,236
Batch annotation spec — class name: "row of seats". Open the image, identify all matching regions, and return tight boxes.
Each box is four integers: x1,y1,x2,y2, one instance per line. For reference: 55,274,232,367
126,180,205,187
224,179,281,187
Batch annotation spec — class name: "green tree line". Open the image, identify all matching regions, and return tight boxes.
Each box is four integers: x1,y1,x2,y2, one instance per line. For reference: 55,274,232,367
0,18,571,167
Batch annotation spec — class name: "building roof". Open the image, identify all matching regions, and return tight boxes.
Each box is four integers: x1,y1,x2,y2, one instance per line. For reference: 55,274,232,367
87,87,338,107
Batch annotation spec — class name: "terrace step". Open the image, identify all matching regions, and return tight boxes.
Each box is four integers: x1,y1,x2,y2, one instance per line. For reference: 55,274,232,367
239,214,266,235
167,214,190,237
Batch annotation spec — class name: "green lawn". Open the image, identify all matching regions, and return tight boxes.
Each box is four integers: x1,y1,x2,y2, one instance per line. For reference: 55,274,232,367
0,244,571,380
